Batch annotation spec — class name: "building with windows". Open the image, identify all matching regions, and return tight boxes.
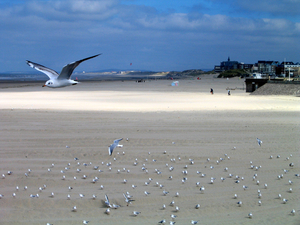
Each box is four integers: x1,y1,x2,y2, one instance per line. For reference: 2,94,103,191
214,57,254,72
214,58,299,77
257,61,280,75
214,57,239,72
276,62,300,77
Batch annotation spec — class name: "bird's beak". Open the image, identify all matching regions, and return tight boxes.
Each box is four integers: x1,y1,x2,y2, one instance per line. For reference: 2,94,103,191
42,85,46,87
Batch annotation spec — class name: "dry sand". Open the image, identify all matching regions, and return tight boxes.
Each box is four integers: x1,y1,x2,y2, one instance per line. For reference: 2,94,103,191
0,76,299,225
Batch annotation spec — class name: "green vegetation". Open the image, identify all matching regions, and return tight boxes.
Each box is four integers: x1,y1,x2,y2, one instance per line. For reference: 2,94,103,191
167,69,216,77
127,71,157,76
181,69,205,76
203,70,217,75
121,69,218,79
218,69,249,78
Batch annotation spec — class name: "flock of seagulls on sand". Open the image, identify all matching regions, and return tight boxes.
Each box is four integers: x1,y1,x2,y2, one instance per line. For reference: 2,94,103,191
1,136,298,224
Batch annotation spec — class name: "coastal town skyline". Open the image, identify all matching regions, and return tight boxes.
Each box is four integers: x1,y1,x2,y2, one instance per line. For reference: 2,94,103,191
0,0,299,73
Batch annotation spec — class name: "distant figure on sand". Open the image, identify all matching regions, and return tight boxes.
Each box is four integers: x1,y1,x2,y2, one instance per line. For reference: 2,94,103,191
228,90,231,95
210,88,214,94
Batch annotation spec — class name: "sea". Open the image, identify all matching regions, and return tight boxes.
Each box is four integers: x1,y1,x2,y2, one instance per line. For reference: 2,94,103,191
0,72,154,82
0,73,47,81
0,69,213,82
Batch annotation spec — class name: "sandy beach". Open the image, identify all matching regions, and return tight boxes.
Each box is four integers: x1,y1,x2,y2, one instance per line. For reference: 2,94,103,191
0,76,299,225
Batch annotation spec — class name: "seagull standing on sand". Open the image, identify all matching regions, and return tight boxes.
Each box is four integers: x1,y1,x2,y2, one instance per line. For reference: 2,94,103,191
258,200,262,206
105,208,110,215
132,211,141,216
108,138,123,156
26,54,101,88
200,186,205,193
291,209,295,215
111,203,120,209
170,214,177,220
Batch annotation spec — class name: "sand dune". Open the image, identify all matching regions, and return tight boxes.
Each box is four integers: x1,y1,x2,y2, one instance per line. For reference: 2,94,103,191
0,76,299,225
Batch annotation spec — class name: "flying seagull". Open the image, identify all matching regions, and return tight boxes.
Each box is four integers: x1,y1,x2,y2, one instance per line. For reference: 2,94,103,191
123,193,135,206
108,138,123,156
256,138,262,146
26,54,101,88
104,194,111,208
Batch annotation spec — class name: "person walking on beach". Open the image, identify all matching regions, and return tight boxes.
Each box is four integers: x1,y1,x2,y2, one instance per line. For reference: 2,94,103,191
228,90,231,95
210,88,214,94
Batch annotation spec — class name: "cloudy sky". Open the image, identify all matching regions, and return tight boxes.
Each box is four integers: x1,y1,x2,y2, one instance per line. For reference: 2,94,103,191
0,0,299,73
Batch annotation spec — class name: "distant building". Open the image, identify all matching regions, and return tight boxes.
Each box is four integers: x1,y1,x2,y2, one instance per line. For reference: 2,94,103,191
276,62,300,77
257,60,280,75
239,62,255,70
214,57,254,72
214,57,238,72
214,58,299,77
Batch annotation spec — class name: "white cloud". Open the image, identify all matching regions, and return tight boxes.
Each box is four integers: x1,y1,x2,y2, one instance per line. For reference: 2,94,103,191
70,0,116,13
3,1,296,36
223,0,300,17
0,0,299,72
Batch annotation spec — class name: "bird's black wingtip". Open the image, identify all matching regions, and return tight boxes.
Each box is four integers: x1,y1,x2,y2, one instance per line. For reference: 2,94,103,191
82,54,102,61
26,60,34,67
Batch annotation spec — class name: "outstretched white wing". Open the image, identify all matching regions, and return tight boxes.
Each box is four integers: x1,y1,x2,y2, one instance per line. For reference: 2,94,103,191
104,194,110,207
58,54,101,80
123,193,128,201
256,138,262,146
108,138,123,156
26,60,59,80
114,138,123,144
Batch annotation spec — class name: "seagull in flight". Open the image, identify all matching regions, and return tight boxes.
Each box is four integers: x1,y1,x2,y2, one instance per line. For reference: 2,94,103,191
26,54,101,88
123,193,135,206
256,138,262,146
108,138,123,156
104,194,111,208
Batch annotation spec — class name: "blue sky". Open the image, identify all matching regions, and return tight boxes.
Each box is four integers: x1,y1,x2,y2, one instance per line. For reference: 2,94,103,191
0,0,299,72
